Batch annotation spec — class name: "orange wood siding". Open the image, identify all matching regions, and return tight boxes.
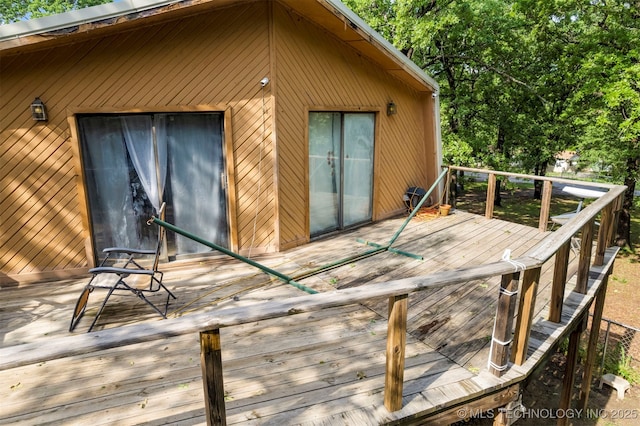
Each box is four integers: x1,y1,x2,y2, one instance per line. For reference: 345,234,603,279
0,1,438,282
0,3,276,280
273,4,434,250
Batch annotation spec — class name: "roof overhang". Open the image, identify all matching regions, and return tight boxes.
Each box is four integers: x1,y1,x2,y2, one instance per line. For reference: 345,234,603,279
0,0,438,93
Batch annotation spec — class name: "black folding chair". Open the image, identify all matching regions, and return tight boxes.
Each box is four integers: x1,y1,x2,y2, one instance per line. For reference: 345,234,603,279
70,203,176,332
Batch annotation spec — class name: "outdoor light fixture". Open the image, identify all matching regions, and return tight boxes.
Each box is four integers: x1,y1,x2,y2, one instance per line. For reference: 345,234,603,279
30,97,48,121
387,101,397,116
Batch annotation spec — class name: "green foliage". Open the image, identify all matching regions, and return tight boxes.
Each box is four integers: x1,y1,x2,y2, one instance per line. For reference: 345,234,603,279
603,344,640,385
345,0,638,243
345,0,581,176
0,0,112,24
568,0,640,184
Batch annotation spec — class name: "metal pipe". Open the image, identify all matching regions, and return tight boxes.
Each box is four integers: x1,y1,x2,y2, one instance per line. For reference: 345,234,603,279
150,217,318,295
291,247,386,281
150,168,448,294
293,169,449,278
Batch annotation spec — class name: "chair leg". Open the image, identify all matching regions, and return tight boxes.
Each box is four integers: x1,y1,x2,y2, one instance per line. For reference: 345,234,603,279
87,284,119,332
69,286,93,332
150,272,176,316
162,285,177,315
81,272,175,331
133,290,169,318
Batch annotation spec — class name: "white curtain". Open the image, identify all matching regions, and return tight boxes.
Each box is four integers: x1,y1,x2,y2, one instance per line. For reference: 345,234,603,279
80,113,227,257
166,113,226,254
121,116,167,213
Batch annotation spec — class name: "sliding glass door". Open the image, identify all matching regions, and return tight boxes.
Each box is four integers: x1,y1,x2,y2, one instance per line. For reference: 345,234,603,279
309,112,374,236
78,112,228,260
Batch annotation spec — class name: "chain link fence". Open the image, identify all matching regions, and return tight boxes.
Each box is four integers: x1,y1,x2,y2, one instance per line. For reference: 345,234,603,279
595,316,640,383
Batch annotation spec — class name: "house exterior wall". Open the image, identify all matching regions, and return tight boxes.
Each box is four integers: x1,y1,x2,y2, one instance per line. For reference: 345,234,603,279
273,4,436,249
0,3,276,282
0,1,438,284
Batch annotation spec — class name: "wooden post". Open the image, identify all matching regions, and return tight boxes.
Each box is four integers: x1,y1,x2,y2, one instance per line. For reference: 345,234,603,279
549,241,570,323
558,315,587,426
576,219,595,294
594,204,613,266
511,267,541,365
485,173,496,219
611,194,624,246
539,180,553,232
579,274,609,409
385,294,408,412
200,329,227,426
489,272,520,377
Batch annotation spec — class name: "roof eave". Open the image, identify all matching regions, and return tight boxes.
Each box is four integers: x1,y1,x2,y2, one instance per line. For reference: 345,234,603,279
321,0,438,92
0,0,181,40
0,0,438,93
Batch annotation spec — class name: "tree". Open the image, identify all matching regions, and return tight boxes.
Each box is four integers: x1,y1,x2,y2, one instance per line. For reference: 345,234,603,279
347,0,637,246
0,0,112,24
567,0,640,247
345,0,569,203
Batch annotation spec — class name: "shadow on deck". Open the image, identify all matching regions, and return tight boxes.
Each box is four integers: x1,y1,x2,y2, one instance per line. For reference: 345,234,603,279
0,200,621,425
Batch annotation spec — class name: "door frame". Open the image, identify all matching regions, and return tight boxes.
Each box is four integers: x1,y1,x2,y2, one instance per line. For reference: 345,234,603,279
67,105,237,267
305,107,381,240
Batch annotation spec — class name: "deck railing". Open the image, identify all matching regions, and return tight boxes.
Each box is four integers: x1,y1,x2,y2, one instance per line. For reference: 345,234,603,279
446,167,624,371
0,166,627,424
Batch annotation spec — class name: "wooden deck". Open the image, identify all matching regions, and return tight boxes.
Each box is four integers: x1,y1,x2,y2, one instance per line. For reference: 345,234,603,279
0,209,614,425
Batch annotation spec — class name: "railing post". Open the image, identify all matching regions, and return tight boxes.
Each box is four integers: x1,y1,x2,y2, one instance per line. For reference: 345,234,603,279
549,241,571,323
511,267,541,365
595,204,614,266
580,273,610,409
611,194,624,245
200,329,227,426
486,173,496,219
489,271,520,376
558,314,588,426
538,180,553,232
576,219,595,294
385,294,408,411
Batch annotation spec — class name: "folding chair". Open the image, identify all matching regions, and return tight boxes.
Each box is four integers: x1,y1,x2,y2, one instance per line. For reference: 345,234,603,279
70,203,176,332
549,200,583,230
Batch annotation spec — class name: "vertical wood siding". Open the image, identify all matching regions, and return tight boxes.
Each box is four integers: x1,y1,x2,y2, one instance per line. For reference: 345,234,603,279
273,4,434,250
1,3,275,280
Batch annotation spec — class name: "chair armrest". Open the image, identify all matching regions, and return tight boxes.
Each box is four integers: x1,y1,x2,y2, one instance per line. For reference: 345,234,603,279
550,212,576,225
89,266,155,275
102,247,156,256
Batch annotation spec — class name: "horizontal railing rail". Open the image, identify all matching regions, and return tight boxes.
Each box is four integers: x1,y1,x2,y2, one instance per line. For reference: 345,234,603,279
448,165,620,189
0,255,540,370
0,166,627,424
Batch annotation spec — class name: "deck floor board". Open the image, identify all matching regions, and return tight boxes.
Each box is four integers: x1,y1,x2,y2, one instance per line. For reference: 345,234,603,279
0,209,611,425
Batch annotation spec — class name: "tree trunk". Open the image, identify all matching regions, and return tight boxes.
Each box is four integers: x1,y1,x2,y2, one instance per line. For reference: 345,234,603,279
616,157,637,248
495,178,502,207
494,128,505,207
533,162,547,200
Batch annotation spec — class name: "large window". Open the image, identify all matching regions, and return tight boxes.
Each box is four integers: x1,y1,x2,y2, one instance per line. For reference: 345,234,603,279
309,112,375,236
78,113,228,260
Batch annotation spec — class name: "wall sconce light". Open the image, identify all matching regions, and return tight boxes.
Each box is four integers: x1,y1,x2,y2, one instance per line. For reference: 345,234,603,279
30,97,48,121
387,101,397,116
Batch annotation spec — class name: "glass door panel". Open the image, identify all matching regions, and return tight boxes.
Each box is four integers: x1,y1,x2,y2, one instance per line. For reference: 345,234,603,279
79,115,156,252
308,112,374,237
78,112,228,261
164,113,228,255
343,113,374,227
309,112,341,236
